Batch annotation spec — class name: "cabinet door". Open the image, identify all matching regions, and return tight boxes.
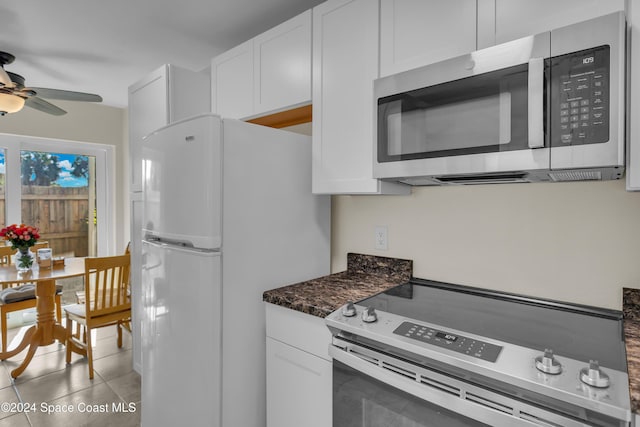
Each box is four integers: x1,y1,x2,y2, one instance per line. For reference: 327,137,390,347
254,10,311,115
266,338,332,427
312,0,408,195
494,0,625,45
167,67,210,122
128,66,169,192
380,0,477,76
211,40,254,119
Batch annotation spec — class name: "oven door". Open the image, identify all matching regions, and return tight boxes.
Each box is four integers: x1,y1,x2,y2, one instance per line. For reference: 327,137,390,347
334,360,491,427
373,32,551,181
330,344,597,427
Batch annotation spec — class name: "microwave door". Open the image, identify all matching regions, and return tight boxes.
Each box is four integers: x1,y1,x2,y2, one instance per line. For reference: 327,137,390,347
374,33,551,181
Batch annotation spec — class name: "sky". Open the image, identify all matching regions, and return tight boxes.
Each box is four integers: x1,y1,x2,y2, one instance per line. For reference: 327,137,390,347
54,153,88,187
0,151,89,187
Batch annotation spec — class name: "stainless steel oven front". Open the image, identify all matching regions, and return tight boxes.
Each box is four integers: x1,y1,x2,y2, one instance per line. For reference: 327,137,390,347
373,12,625,185
327,280,632,427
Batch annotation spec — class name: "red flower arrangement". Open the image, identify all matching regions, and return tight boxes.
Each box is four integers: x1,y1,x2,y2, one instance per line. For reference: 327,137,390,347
0,223,40,250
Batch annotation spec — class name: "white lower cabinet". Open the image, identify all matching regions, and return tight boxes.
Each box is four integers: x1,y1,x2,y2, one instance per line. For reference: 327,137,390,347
265,303,332,427
266,338,332,427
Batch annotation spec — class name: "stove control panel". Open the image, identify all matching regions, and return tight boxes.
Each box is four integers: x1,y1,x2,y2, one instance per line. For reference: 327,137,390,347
393,321,502,362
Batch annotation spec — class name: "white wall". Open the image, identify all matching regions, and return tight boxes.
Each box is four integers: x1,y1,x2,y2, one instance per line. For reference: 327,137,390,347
331,180,640,310
0,101,129,254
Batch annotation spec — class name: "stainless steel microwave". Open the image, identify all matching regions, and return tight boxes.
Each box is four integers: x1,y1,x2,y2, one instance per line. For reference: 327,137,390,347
373,12,625,185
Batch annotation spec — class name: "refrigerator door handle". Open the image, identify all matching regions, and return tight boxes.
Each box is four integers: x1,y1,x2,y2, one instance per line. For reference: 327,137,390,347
142,238,220,255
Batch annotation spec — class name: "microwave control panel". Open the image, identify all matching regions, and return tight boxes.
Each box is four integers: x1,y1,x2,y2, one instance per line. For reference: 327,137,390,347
551,45,610,146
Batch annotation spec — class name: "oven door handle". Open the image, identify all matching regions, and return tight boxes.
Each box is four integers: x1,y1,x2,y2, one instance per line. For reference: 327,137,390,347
528,57,545,149
330,345,589,427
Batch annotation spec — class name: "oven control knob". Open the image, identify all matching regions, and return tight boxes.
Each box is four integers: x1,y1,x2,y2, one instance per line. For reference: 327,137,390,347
535,349,562,374
580,360,610,388
362,306,378,323
342,301,356,317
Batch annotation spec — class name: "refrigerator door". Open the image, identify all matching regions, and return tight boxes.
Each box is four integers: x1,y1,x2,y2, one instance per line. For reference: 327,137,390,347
141,239,221,427
142,114,222,250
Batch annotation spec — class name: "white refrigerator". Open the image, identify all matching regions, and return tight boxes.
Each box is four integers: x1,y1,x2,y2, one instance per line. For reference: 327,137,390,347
140,113,330,427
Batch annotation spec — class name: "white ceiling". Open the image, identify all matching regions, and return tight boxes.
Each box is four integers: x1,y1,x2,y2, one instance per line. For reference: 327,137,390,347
0,0,325,109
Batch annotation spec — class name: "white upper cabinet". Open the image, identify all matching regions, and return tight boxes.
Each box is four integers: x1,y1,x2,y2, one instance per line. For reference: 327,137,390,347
380,0,478,76
211,10,311,120
492,0,625,45
128,67,168,193
254,10,312,114
312,0,408,195
211,40,254,120
128,64,210,192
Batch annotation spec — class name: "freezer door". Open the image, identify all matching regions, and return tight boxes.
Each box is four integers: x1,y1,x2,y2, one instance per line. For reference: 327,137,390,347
142,114,222,249
141,240,222,427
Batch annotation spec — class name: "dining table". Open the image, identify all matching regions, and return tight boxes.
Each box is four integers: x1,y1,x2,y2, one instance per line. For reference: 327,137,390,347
0,257,84,378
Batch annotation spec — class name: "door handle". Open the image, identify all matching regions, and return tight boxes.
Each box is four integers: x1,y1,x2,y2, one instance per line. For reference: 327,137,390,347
528,57,545,149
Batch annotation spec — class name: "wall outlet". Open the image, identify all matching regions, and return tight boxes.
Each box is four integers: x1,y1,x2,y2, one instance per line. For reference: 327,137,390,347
374,226,388,250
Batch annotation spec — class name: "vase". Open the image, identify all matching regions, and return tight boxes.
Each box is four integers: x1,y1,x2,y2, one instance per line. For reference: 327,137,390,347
15,247,34,272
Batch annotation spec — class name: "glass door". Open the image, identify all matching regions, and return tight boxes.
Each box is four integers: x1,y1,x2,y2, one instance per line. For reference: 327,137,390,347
20,150,97,257
0,133,113,257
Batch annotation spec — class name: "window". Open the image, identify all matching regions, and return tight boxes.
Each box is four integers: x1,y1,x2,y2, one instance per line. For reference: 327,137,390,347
0,134,114,256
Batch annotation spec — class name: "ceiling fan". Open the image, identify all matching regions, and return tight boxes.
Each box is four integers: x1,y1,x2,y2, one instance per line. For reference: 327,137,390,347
0,51,102,116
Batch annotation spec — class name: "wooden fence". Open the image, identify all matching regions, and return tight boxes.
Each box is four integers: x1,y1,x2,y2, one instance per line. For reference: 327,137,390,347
0,186,90,257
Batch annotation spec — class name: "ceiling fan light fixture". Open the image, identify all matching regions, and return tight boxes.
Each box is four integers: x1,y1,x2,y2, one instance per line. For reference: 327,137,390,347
0,93,25,115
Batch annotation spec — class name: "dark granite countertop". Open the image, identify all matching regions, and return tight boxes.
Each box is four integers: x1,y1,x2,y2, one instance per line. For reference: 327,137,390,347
263,253,413,318
624,287,640,413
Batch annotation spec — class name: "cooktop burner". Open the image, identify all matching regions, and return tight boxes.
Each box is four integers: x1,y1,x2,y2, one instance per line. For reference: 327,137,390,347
357,279,626,371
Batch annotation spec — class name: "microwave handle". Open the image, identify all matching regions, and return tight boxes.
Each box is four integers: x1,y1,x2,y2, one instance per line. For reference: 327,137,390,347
528,57,544,149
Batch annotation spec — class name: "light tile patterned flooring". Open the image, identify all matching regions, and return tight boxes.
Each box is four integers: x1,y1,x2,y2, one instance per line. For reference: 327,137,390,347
0,322,140,426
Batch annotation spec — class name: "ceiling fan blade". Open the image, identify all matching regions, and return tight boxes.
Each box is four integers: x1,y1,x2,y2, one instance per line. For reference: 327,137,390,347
25,96,67,116
27,87,102,102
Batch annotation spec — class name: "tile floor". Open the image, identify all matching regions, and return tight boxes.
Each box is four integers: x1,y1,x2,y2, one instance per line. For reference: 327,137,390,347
0,322,140,427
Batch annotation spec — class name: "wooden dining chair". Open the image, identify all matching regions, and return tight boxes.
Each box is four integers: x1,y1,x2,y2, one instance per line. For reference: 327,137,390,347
65,253,131,379
74,242,132,335
0,242,63,352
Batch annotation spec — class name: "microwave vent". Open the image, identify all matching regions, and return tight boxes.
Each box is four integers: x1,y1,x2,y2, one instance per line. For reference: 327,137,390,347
434,172,530,185
548,170,602,182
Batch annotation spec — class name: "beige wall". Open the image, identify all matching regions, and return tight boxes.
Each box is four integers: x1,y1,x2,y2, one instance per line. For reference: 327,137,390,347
0,101,129,254
331,180,640,310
